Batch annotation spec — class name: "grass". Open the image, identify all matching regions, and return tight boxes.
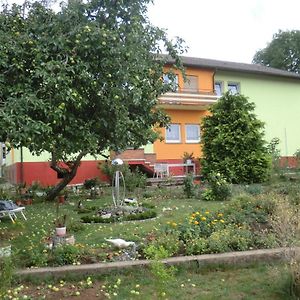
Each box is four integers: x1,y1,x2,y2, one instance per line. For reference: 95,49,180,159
1,179,300,299
7,262,293,299
1,185,222,267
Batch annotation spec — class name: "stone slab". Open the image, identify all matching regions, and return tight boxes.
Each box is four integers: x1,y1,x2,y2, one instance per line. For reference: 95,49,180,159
16,247,299,279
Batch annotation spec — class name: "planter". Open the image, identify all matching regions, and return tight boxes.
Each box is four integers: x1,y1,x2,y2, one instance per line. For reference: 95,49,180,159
15,199,22,206
22,198,33,205
0,245,11,257
55,227,67,237
185,159,192,165
58,195,65,204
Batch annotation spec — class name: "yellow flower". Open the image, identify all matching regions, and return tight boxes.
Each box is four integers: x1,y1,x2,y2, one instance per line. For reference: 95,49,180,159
172,222,177,227
220,219,225,223
195,212,200,215
218,213,223,217
194,221,199,225
201,217,206,221
205,211,210,214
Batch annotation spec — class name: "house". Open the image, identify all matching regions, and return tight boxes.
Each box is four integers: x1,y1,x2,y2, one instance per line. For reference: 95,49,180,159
116,56,300,174
3,56,300,185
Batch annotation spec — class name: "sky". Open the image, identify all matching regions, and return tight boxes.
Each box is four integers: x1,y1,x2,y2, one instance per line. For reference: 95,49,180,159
147,0,300,63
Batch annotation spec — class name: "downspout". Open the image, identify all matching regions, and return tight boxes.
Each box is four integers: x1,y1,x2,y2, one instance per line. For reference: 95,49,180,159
20,146,24,184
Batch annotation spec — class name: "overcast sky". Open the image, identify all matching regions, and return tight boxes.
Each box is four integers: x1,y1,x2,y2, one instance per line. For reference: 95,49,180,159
147,0,300,63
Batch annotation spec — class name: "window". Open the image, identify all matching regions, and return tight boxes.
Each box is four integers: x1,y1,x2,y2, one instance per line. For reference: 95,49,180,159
183,75,198,93
228,82,240,94
185,124,200,143
214,81,223,96
163,74,178,92
166,124,181,143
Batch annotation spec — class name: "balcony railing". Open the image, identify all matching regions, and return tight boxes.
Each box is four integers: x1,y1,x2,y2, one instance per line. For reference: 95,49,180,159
158,87,219,108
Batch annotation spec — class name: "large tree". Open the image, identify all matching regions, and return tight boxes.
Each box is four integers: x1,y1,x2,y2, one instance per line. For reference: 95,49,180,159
253,30,300,73
201,92,271,184
0,0,185,200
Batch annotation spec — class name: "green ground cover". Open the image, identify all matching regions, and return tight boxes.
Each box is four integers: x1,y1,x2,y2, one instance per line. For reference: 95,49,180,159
1,177,300,299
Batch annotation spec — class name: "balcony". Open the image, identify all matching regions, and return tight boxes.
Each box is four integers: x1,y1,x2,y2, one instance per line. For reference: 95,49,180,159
158,88,219,110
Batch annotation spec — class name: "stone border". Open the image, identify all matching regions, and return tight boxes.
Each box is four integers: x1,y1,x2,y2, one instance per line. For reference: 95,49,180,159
16,247,299,279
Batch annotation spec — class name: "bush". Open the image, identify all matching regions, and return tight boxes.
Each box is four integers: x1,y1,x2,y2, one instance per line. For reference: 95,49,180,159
252,232,278,249
183,173,196,198
100,162,147,192
49,244,82,266
224,195,275,226
202,172,231,201
207,225,252,253
185,237,208,255
145,232,182,257
244,184,264,195
81,208,157,223
177,209,226,241
201,92,271,184
0,258,14,298
83,177,100,189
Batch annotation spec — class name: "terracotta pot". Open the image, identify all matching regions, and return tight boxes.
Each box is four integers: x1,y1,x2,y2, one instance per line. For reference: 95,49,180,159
55,227,67,236
15,200,22,206
58,195,65,204
22,198,33,205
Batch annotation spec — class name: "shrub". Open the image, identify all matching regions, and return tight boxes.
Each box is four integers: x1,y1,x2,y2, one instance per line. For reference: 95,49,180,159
267,137,281,175
83,177,100,189
201,92,271,184
49,244,82,266
207,225,252,253
183,173,196,198
202,172,231,201
0,258,14,298
81,208,157,223
244,184,264,195
224,195,275,226
185,237,208,255
146,232,182,257
177,209,226,241
100,162,147,192
252,232,278,249
270,196,300,247
17,245,48,268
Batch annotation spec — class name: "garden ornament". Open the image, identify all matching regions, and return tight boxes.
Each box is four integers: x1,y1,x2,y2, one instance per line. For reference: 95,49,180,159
111,158,125,207
105,238,135,249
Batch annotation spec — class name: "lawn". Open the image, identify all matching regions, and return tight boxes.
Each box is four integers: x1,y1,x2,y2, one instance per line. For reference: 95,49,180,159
1,178,300,299
2,262,293,299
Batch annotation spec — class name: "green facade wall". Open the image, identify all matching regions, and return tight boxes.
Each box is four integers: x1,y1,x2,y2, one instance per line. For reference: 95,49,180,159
5,147,109,166
215,71,300,156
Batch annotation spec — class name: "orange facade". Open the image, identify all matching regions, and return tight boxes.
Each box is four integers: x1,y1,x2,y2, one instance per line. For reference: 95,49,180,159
154,109,209,160
154,66,215,161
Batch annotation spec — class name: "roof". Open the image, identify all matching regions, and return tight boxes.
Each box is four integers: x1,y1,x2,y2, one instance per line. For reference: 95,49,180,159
164,55,300,80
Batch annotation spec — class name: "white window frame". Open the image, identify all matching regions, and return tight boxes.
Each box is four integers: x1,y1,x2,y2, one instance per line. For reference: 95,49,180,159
185,124,200,143
214,81,223,96
163,73,179,92
166,124,181,143
227,82,240,94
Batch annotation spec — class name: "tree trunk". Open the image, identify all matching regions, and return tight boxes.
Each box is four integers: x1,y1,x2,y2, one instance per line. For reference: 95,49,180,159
46,152,85,201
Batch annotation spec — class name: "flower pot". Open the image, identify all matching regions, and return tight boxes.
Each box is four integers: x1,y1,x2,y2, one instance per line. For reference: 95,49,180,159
0,245,11,257
15,199,22,206
58,195,65,204
22,198,33,205
55,226,67,236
